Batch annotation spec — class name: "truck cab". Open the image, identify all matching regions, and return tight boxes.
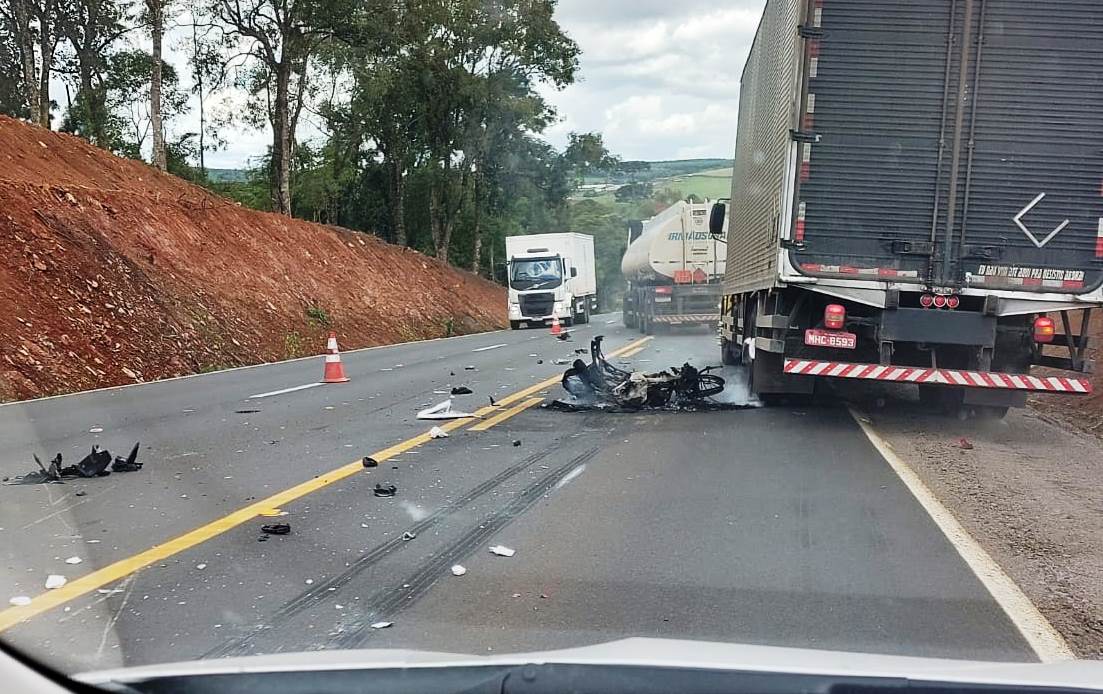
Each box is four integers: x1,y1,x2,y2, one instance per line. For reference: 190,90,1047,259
506,234,597,329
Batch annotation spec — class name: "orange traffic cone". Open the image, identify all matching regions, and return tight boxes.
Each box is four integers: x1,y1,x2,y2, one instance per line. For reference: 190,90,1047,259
549,315,562,336
322,331,349,383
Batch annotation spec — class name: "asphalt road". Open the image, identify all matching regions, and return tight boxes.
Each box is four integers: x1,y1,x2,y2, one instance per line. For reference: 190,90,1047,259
0,315,1035,673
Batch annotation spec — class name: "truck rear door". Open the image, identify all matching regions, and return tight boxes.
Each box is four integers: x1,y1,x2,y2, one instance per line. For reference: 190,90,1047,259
791,0,1103,292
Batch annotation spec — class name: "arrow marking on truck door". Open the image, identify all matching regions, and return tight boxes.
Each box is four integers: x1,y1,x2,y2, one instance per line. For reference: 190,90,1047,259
1013,192,1070,248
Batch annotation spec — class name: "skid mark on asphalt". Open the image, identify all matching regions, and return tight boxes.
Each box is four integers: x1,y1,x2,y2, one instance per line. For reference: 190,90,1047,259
327,447,601,649
204,445,562,657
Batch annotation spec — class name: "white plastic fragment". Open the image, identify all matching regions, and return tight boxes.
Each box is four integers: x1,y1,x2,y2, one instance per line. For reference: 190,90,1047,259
417,400,477,420
45,574,67,590
488,545,515,557
9,596,31,606
429,426,449,439
451,565,467,576
196,563,207,570
97,589,124,595
89,427,103,433
64,557,82,565
370,621,392,629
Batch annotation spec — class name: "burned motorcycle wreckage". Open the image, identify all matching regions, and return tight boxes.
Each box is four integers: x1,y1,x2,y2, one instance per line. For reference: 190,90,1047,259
554,336,727,410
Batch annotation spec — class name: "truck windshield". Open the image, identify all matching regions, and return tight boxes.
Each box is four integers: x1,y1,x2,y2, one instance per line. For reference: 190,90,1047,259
510,257,563,290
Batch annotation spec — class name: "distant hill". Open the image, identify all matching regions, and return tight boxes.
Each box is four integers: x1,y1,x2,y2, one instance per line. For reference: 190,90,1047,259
205,168,249,183
585,158,732,185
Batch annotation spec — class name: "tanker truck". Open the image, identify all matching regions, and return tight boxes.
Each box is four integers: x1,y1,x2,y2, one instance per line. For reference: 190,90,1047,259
622,200,728,334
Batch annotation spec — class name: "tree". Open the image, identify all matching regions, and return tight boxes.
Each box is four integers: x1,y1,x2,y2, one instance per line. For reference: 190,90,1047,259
563,131,619,186
103,48,188,157
211,0,353,215
145,0,167,169
0,10,30,118
58,0,133,145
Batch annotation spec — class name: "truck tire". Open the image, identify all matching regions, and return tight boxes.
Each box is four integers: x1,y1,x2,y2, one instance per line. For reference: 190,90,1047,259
510,320,522,330
624,311,637,329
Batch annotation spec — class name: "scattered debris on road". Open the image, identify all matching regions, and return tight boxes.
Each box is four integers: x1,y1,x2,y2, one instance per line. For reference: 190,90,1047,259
6,442,144,485
451,564,466,576
464,365,477,371
64,557,82,565
429,426,449,439
489,395,496,406
957,437,974,450
551,337,730,411
450,386,473,395
370,621,392,629
402,531,417,541
261,523,291,535
512,440,522,447
417,399,478,420
556,332,571,341
8,596,32,607
44,575,67,590
234,409,260,414
489,545,516,557
374,483,397,498
362,456,379,468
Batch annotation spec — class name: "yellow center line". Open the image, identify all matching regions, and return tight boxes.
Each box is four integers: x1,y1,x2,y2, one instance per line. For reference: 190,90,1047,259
617,345,646,359
469,397,544,431
0,335,652,632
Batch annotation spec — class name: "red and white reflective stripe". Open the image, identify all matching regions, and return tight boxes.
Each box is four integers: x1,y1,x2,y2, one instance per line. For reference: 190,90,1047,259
795,202,806,241
783,359,1092,394
1096,218,1103,258
651,314,719,323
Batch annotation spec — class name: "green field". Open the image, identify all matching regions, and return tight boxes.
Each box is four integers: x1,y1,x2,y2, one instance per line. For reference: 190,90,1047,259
665,168,733,201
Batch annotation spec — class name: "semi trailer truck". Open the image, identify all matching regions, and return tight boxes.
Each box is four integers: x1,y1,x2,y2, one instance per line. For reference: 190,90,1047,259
711,0,1102,414
622,200,728,333
506,233,597,329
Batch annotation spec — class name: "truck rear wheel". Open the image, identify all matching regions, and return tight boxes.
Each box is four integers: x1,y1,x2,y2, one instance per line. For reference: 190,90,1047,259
510,320,522,330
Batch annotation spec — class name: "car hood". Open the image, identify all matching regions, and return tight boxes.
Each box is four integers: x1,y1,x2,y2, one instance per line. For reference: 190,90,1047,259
77,637,1103,690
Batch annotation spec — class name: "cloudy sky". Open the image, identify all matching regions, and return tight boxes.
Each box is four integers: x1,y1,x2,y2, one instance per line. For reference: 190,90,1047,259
169,0,764,168
538,0,762,161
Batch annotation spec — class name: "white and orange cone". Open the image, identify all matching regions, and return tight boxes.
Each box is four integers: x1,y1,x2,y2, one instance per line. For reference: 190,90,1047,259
322,331,349,383
549,315,562,336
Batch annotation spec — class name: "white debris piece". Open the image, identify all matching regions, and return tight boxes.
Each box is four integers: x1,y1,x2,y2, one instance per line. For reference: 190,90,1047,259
451,565,467,576
196,563,207,570
305,579,314,585
45,574,67,590
64,557,82,565
370,621,393,629
9,596,32,606
427,421,450,439
488,545,515,557
89,427,104,433
417,399,478,420
97,589,124,595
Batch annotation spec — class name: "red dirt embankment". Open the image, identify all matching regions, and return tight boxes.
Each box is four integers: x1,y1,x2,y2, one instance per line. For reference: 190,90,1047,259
0,116,506,401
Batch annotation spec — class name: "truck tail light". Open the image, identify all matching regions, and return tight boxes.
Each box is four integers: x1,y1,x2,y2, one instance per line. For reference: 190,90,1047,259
946,295,960,309
932,294,947,309
919,294,934,308
654,286,673,295
824,304,846,330
1033,316,1055,343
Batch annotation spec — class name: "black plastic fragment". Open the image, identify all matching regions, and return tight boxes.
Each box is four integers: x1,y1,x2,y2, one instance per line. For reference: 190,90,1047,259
362,456,379,468
111,442,142,472
261,523,291,535
373,483,397,498
512,440,522,447
74,446,112,477
450,386,473,395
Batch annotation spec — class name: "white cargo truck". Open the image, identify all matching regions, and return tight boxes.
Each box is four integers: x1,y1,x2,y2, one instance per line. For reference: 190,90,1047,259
506,233,597,329
621,200,727,334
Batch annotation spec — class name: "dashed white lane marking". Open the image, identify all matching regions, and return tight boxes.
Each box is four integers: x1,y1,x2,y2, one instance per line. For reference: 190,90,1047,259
249,383,323,399
472,343,509,352
849,408,1074,663
554,464,586,490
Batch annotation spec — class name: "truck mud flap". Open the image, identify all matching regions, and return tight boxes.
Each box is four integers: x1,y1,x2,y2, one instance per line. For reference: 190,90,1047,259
782,359,1091,394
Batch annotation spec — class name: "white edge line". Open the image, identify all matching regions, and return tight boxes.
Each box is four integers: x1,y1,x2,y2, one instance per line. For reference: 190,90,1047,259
0,326,510,409
848,407,1074,663
471,343,509,352
249,382,324,399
